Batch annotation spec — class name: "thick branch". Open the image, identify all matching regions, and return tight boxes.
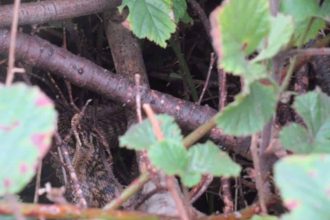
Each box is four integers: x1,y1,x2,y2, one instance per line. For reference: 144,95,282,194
0,201,261,220
0,0,121,27
0,202,164,219
0,29,250,158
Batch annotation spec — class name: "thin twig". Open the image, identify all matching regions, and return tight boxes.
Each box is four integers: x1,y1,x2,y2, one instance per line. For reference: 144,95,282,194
220,177,234,213
5,0,23,86
198,53,215,104
218,69,227,111
143,104,190,220
288,47,330,57
134,187,167,209
250,134,267,214
47,72,70,108
218,65,233,214
167,177,190,220
189,175,213,203
142,104,164,140
33,161,43,203
54,134,87,209
103,172,150,210
170,37,198,101
135,74,143,123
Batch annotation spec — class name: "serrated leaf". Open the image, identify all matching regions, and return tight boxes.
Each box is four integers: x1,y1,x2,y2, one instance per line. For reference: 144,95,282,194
294,90,330,136
280,0,325,45
280,90,330,153
274,155,330,220
216,82,277,136
119,114,182,150
0,83,57,195
253,14,294,62
280,124,311,153
172,0,187,22
210,0,270,78
121,0,176,47
187,141,241,177
148,140,188,175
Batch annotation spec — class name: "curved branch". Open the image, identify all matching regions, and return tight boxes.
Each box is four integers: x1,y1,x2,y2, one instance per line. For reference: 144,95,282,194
0,0,121,27
0,29,250,158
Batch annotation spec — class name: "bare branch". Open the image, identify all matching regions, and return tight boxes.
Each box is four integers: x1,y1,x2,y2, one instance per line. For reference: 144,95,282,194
0,0,121,27
0,29,251,158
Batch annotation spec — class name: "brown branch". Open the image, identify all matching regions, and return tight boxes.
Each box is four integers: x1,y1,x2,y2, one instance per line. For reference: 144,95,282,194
0,201,263,220
289,48,330,56
0,202,167,220
0,29,250,158
250,134,267,214
103,9,148,84
0,0,121,27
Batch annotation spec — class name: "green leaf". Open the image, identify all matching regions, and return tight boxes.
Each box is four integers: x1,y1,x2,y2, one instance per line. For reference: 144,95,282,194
280,124,311,153
216,82,277,136
0,83,57,195
148,140,188,175
180,171,201,188
187,141,241,177
320,0,330,21
251,215,278,220
280,0,325,45
280,90,330,153
119,114,183,150
274,155,330,220
210,0,270,78
253,14,294,62
121,0,176,47
294,90,330,136
172,0,187,22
